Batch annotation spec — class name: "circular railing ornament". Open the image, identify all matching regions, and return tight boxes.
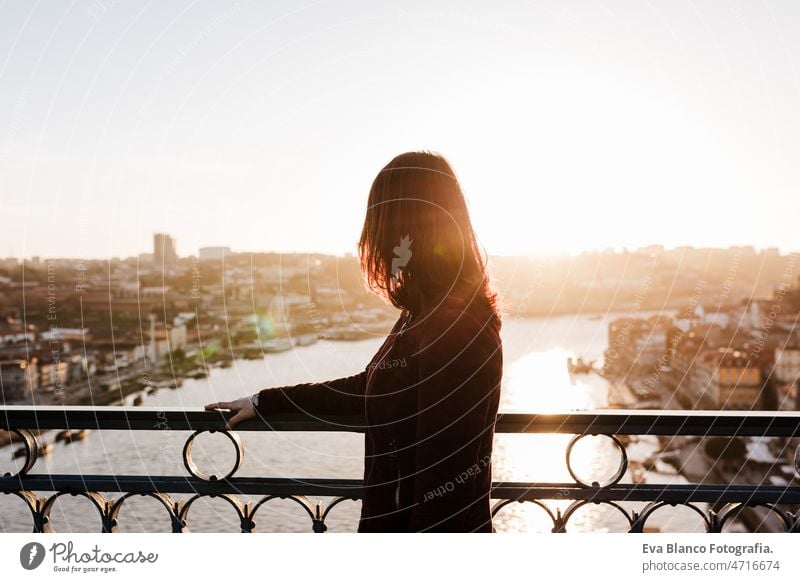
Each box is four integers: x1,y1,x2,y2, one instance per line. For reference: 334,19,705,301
41,491,109,533
109,492,182,533
2,429,39,478
249,494,320,532
182,429,244,481
560,498,634,531
565,433,628,488
717,502,794,533
794,443,800,478
181,493,248,532
632,501,712,533
490,498,559,532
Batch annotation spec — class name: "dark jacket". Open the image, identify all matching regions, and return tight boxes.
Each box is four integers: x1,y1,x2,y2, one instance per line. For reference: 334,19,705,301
254,292,503,532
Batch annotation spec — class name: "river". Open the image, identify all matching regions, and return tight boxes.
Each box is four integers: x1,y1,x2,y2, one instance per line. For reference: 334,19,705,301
1,313,708,533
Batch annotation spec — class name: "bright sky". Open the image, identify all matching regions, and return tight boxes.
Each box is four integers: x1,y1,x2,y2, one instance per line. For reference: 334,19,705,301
1,1,799,259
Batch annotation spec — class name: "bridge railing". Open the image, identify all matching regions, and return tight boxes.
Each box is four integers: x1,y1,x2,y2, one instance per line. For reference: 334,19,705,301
2,406,800,532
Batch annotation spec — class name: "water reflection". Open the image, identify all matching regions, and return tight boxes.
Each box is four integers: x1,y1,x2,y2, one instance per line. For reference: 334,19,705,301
492,321,704,533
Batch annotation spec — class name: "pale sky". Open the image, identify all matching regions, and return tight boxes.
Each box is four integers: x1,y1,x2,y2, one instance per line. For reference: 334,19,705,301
1,0,799,259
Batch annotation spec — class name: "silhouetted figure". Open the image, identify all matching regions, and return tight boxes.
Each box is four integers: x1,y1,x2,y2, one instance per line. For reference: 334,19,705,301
206,151,503,532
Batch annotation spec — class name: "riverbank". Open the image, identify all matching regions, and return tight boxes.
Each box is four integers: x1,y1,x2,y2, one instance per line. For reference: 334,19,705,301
604,372,799,532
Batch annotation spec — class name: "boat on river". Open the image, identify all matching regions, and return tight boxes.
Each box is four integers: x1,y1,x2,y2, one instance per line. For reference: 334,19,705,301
566,356,595,374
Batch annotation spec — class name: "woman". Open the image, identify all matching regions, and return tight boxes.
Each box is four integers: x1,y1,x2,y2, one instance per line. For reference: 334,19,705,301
205,151,503,532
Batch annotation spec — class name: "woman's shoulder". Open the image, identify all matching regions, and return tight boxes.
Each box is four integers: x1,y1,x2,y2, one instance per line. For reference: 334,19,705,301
410,293,502,383
413,292,501,345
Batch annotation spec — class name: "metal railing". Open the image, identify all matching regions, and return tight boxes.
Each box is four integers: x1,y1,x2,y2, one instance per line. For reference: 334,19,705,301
2,406,800,533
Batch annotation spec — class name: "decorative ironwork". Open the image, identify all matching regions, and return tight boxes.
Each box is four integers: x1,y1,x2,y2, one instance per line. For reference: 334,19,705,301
182,429,244,481
2,407,800,532
630,501,712,533
565,433,628,488
3,428,38,478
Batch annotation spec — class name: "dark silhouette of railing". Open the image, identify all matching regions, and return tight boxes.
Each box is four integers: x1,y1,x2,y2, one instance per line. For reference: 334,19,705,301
2,406,800,532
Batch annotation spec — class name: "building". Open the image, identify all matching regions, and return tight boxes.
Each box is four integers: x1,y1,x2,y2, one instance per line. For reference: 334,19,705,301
775,380,798,411
153,233,177,264
198,246,232,261
774,346,800,410
0,324,35,346
774,346,800,384
713,350,762,409
604,315,670,377
691,348,764,410
38,357,70,392
39,327,89,355
144,316,188,363
66,353,93,385
0,359,38,401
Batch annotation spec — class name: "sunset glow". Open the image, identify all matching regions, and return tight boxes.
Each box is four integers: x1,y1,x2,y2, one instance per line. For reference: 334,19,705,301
1,2,798,259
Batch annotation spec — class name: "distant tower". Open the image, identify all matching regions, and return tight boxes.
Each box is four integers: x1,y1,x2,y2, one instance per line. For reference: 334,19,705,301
153,233,177,264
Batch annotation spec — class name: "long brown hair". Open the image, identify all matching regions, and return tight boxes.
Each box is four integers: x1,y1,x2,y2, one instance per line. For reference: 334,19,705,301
358,151,498,318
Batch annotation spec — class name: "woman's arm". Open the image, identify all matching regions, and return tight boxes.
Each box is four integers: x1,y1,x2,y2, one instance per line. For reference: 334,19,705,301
252,311,409,416
205,313,406,428
254,312,411,417
204,369,368,429
252,370,367,416
407,307,502,532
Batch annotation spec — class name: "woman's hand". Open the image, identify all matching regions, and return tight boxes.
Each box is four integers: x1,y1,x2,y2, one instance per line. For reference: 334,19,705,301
204,396,256,430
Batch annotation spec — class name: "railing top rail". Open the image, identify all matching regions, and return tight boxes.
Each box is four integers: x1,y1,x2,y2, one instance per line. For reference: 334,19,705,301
2,406,800,436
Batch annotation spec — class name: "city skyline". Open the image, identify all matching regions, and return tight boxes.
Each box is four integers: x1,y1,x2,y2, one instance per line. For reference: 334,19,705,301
0,235,797,262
